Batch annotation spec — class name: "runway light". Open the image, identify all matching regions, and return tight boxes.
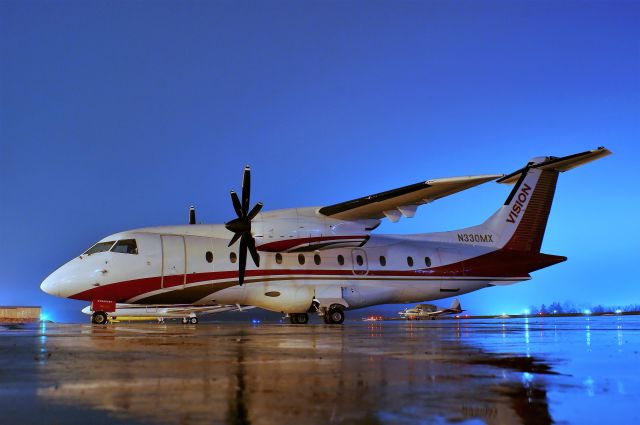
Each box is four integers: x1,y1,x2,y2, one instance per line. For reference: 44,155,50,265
251,319,261,324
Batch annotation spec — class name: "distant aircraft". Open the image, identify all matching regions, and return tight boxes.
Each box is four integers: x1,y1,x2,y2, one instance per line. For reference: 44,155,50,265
399,299,464,320
41,148,610,325
81,304,253,324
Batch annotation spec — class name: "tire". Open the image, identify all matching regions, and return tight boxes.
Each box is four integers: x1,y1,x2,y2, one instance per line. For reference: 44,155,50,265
190,317,198,324
289,313,309,324
326,307,345,325
91,311,108,325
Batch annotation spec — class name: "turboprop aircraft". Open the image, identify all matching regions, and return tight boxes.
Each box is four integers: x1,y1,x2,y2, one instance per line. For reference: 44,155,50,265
80,303,254,324
399,299,464,320
41,147,610,325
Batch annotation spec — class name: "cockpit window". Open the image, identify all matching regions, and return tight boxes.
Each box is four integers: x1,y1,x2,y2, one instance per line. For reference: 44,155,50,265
84,241,115,255
111,239,138,254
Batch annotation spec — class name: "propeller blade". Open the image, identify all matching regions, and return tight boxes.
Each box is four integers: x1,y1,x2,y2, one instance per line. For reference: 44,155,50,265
228,232,242,247
247,234,260,267
247,202,263,221
230,191,242,218
238,234,248,286
241,166,251,216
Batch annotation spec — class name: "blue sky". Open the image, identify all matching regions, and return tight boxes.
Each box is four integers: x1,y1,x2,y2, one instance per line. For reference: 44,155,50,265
1,0,638,322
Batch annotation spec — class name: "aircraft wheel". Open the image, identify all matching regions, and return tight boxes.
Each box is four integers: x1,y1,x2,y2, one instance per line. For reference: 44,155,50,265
91,311,108,325
189,317,198,325
288,313,309,324
325,307,345,325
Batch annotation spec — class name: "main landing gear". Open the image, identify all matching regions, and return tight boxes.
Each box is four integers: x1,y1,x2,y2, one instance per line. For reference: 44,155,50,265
182,317,199,324
287,304,346,325
323,306,345,325
91,311,108,324
289,313,309,324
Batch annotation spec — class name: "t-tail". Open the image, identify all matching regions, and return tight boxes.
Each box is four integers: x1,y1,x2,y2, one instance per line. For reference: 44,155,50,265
458,147,611,277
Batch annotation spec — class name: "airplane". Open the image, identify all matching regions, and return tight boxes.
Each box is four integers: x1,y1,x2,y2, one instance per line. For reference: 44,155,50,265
40,147,611,325
399,298,464,320
80,303,254,324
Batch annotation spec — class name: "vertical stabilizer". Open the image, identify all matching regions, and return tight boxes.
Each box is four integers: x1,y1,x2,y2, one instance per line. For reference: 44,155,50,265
480,147,611,253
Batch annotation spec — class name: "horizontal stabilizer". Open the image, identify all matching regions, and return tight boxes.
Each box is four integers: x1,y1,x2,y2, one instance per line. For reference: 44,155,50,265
497,147,611,184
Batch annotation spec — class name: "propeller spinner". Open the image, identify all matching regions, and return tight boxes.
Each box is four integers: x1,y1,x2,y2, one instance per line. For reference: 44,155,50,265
225,166,263,286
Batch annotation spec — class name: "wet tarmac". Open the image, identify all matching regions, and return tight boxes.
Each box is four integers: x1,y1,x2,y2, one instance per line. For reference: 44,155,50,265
1,316,638,425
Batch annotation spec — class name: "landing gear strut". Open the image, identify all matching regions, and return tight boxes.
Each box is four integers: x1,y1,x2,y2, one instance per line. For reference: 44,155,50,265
91,311,108,324
323,306,345,324
182,317,199,324
289,313,309,324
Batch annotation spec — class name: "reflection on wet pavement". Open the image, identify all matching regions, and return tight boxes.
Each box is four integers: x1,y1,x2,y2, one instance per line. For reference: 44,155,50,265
0,317,639,424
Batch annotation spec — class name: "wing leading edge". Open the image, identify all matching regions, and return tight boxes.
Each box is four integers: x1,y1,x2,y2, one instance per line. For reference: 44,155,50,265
318,174,502,221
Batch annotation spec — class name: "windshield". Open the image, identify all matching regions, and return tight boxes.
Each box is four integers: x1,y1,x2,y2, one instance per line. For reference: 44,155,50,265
111,239,138,254
83,241,115,256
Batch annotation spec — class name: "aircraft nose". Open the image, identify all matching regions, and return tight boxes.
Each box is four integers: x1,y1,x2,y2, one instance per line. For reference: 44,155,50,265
40,273,60,296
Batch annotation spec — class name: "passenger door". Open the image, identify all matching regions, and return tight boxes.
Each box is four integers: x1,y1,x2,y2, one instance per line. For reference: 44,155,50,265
161,235,186,289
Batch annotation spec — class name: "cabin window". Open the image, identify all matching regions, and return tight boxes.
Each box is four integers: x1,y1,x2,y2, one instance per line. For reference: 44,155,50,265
111,239,138,254
407,256,414,267
84,241,115,256
425,256,431,267
276,253,283,264
314,254,321,265
298,254,305,265
230,252,237,263
356,255,364,266
337,255,345,266
379,256,386,266
205,251,213,263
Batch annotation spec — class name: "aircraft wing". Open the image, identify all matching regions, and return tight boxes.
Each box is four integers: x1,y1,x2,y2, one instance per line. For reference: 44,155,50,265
318,174,502,221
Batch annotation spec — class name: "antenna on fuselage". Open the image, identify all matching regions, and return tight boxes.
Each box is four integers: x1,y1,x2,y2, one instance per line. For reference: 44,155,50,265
189,205,196,225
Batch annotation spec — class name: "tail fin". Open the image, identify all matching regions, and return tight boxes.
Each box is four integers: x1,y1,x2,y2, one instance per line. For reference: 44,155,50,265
482,147,611,253
450,298,461,311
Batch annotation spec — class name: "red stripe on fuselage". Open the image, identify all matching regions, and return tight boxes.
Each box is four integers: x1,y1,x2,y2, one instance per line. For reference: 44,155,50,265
68,249,565,302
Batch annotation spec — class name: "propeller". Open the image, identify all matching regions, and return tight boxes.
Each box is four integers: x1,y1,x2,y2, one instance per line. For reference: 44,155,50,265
225,166,263,286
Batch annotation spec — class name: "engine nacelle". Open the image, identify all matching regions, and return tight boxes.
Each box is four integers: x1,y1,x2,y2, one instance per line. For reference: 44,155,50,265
252,207,379,252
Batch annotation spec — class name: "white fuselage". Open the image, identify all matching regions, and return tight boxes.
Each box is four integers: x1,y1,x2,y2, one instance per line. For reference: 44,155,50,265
40,206,527,315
